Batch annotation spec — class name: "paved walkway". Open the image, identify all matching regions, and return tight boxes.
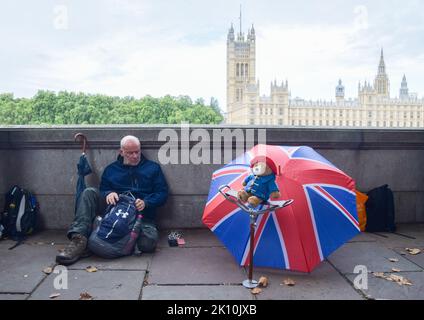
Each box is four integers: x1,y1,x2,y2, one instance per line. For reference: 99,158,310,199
0,224,423,300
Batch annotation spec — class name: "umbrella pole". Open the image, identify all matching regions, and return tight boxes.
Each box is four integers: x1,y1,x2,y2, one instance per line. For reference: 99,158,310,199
242,213,258,289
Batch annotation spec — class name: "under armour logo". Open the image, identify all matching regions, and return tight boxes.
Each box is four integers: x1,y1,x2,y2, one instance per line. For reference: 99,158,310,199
115,209,129,219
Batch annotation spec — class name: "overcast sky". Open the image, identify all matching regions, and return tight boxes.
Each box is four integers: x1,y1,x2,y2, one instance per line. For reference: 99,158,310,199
1,0,423,110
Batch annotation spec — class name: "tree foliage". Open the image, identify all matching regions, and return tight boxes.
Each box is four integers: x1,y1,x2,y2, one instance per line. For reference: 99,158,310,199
0,91,224,125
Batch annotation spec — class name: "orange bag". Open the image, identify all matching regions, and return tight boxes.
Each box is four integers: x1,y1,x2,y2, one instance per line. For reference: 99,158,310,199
355,190,368,232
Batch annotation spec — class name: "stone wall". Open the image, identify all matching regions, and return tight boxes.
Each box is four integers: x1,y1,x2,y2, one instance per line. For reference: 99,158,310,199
0,125,423,229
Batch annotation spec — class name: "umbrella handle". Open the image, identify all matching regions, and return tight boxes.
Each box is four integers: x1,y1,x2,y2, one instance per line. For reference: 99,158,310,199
74,133,88,154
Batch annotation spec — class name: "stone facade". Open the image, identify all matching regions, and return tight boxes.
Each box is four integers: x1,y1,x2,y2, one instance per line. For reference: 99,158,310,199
226,26,424,128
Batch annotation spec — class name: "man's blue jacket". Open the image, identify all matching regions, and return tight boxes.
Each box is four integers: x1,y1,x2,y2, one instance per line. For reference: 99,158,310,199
100,154,168,221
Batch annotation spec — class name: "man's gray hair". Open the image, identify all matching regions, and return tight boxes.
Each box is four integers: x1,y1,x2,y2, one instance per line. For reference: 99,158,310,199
120,135,141,149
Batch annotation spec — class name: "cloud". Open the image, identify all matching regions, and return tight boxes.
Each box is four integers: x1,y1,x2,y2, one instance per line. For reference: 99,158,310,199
23,27,227,106
3,0,424,109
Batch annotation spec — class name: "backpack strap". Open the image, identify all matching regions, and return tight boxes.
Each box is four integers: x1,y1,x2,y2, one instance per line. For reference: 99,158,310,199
8,238,24,250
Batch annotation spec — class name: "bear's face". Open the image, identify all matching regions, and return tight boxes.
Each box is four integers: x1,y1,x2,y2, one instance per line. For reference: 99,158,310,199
251,162,273,176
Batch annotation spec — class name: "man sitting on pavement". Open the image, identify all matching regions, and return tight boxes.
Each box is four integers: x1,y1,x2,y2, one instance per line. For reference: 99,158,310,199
56,135,168,265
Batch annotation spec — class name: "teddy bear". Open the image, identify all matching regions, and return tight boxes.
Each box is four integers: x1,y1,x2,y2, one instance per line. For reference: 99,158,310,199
237,156,281,207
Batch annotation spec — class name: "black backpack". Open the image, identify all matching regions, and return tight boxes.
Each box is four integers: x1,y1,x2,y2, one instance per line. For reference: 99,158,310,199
1,186,38,245
365,184,396,232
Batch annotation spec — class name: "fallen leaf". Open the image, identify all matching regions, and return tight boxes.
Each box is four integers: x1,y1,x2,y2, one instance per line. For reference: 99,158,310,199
43,267,53,274
372,272,386,278
388,274,412,286
388,258,399,262
49,293,61,299
282,278,296,286
391,268,401,272
251,287,262,295
85,266,98,273
406,248,421,255
79,292,93,300
258,276,268,287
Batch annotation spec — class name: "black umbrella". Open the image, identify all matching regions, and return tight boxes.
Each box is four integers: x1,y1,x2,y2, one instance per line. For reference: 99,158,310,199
74,133,92,212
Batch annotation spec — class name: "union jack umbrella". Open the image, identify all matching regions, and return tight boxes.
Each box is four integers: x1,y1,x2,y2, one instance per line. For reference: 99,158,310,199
202,144,360,273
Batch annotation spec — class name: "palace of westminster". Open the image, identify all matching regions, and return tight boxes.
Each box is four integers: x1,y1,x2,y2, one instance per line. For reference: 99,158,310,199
226,23,424,128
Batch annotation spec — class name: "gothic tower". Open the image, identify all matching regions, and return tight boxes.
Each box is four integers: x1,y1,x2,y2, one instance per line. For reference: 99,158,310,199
226,16,256,122
335,79,345,103
374,49,390,98
399,74,409,100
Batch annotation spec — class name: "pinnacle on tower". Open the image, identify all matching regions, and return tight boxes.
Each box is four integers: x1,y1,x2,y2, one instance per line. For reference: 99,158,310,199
378,48,386,74
400,74,409,99
227,23,235,41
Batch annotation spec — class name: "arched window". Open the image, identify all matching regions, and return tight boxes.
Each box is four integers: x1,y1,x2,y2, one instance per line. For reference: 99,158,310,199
240,63,244,77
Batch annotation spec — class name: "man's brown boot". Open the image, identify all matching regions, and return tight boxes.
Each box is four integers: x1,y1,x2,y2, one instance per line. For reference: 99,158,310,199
56,233,88,266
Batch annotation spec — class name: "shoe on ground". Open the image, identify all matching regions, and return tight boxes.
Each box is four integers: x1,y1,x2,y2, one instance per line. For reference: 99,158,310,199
55,233,88,266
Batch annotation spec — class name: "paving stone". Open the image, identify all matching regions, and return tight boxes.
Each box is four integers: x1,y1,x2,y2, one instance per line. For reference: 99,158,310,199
348,232,378,242
24,230,69,245
68,253,152,271
148,247,246,285
0,244,57,293
392,247,424,269
158,228,223,248
0,294,29,300
346,271,424,300
370,231,424,248
252,262,363,300
29,269,145,300
327,242,422,274
142,285,253,300
395,224,424,239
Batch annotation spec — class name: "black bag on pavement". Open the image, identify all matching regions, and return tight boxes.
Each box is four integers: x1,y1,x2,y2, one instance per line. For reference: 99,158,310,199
1,186,38,246
365,184,396,232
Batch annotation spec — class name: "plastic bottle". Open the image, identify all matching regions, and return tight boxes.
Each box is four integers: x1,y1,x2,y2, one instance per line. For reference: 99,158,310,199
123,214,143,255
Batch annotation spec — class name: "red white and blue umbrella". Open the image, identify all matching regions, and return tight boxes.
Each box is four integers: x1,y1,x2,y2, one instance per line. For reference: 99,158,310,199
202,144,360,273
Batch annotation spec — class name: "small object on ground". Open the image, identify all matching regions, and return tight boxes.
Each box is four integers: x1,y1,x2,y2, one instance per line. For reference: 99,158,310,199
372,272,412,286
372,272,385,278
391,268,401,272
388,258,399,262
168,230,182,247
405,248,421,255
177,238,186,246
79,292,93,300
85,266,98,273
282,278,296,286
388,274,412,286
49,293,61,299
251,287,262,295
258,276,268,287
43,267,53,274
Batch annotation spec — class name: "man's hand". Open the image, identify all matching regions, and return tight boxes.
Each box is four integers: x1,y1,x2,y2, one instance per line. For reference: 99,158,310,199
135,199,145,212
106,192,119,205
